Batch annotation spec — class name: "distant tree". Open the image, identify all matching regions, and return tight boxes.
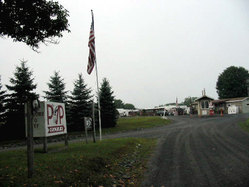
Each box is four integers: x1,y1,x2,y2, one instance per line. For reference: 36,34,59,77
99,78,117,128
166,103,176,106
0,77,7,125
183,97,197,107
216,66,249,99
44,71,67,102
0,0,70,50
68,74,92,131
123,103,135,110
4,61,37,139
114,99,125,108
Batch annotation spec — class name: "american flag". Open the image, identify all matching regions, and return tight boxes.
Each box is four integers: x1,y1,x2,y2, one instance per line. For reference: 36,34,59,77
87,11,95,74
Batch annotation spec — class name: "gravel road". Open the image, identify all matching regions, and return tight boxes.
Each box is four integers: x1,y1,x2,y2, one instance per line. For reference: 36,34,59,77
140,114,249,187
1,114,249,187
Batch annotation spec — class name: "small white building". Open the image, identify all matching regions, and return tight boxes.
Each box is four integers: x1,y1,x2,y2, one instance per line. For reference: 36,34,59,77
226,97,249,114
117,109,130,117
117,108,140,117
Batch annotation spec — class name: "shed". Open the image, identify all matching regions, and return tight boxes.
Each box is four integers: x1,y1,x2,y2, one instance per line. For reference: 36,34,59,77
212,97,249,114
226,97,249,114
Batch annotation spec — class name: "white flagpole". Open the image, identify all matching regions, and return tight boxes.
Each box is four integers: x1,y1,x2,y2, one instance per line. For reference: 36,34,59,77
91,10,102,141
95,58,102,141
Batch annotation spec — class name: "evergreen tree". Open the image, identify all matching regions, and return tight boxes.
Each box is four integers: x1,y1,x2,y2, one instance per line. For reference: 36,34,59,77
0,76,7,125
5,61,37,139
99,78,117,128
44,71,67,102
68,74,92,131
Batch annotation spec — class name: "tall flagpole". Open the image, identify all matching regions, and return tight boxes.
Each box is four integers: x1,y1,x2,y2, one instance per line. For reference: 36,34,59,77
91,10,102,141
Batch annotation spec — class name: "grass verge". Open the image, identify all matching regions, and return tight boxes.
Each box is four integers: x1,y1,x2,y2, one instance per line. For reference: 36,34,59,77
0,138,156,186
103,116,171,134
239,119,249,133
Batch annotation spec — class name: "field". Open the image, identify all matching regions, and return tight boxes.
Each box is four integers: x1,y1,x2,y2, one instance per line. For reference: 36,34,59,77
103,116,171,134
0,138,156,186
0,116,170,148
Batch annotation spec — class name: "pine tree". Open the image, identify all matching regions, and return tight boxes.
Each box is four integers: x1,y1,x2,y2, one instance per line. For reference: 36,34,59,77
99,78,117,128
5,61,37,139
0,76,7,125
68,74,92,131
44,71,67,102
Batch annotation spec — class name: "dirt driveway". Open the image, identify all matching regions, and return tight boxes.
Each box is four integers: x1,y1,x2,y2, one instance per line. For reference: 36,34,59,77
140,114,249,187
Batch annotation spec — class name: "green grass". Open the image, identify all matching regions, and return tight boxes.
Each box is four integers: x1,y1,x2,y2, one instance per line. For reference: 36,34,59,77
103,116,171,134
0,138,156,186
239,119,249,133
0,116,170,147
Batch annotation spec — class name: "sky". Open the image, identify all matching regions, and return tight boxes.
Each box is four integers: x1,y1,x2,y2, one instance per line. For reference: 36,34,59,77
0,0,249,109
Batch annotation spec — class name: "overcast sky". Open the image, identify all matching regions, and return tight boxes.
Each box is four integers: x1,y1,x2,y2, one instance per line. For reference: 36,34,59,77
0,0,249,109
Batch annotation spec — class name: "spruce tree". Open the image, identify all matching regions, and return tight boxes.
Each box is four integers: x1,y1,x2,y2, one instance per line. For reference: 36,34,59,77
5,61,37,139
99,78,117,128
0,76,7,125
44,71,67,102
68,74,92,131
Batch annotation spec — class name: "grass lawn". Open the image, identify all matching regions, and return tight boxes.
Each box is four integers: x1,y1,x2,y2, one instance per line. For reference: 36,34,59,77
239,119,249,133
0,138,156,186
103,116,171,134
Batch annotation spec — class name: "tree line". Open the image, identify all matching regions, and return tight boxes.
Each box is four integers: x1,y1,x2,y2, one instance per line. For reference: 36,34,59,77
0,61,118,141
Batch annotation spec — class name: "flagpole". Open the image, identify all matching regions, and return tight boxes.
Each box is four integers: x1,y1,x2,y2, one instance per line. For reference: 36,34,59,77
91,10,102,141
95,55,102,141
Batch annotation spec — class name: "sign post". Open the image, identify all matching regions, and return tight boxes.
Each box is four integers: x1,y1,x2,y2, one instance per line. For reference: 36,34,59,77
84,118,88,144
84,117,93,144
43,137,48,153
64,134,68,146
26,101,34,178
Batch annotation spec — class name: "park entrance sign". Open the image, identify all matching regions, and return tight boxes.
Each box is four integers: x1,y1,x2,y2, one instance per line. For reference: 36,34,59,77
25,101,67,178
26,101,67,137
45,101,67,136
